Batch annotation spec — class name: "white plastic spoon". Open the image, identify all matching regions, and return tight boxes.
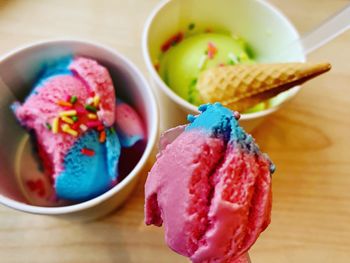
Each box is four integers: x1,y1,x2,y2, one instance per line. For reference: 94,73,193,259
270,3,350,60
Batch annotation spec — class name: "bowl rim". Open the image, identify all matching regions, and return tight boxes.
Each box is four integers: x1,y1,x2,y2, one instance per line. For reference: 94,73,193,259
0,39,159,215
142,0,306,120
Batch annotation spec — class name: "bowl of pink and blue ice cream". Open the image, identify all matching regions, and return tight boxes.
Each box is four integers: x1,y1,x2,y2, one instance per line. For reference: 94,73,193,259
0,40,158,220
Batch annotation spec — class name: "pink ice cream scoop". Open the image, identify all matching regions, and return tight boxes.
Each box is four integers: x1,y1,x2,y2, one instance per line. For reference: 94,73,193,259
145,103,274,263
115,99,145,147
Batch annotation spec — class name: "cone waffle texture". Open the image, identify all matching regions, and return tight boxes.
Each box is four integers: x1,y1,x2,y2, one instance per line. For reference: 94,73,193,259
197,62,331,112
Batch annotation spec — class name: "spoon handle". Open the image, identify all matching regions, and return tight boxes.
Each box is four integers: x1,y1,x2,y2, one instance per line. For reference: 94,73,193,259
275,3,350,61
300,3,350,55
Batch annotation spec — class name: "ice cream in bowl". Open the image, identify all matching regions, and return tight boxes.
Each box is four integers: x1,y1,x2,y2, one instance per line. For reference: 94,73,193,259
0,40,158,220
142,0,330,131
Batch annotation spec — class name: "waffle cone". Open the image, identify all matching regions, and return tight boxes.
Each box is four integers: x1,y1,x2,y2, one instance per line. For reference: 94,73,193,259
197,62,331,112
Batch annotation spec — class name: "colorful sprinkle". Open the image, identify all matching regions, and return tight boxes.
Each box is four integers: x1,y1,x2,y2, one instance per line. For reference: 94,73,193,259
93,95,100,107
61,116,74,124
70,95,78,104
67,129,78,137
207,42,217,59
110,127,116,134
61,124,78,137
79,124,88,132
59,110,77,117
188,23,195,30
85,104,97,113
88,113,97,119
60,123,70,131
190,78,197,87
99,130,106,143
161,32,184,52
49,94,109,139
81,148,95,156
52,117,59,134
57,100,73,108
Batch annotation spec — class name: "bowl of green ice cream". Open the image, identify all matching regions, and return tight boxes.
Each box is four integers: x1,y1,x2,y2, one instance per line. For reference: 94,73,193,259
143,0,305,131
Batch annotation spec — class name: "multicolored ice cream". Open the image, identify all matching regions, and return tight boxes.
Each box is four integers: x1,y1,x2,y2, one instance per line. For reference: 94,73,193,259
12,57,145,202
145,103,274,262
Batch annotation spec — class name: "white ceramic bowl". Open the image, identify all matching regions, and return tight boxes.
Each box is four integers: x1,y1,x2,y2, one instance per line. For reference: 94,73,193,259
0,40,159,220
142,0,305,132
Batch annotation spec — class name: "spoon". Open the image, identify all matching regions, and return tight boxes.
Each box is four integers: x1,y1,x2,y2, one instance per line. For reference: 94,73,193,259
266,3,350,60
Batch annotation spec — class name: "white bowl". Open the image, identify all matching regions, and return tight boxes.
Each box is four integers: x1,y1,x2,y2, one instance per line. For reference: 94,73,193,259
0,39,159,220
142,0,305,132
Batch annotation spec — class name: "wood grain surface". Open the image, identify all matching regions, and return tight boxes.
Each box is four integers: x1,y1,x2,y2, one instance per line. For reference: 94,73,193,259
0,0,349,262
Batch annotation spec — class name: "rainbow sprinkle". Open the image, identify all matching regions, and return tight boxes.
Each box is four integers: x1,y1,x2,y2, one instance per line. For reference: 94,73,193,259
161,32,184,52
61,124,78,137
93,95,100,107
70,96,78,104
61,116,74,125
46,93,110,145
79,124,88,132
188,23,195,30
207,42,217,59
59,110,77,117
99,130,106,143
85,104,97,113
57,100,73,108
87,113,97,119
81,148,95,156
52,117,59,134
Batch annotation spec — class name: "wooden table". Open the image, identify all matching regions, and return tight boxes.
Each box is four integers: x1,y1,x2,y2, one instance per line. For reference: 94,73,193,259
0,0,349,262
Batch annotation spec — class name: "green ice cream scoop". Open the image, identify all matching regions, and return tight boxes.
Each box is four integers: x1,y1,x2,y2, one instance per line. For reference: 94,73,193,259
159,33,254,105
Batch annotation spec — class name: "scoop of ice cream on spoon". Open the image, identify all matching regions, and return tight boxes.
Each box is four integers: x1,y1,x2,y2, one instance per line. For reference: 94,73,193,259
196,62,331,112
